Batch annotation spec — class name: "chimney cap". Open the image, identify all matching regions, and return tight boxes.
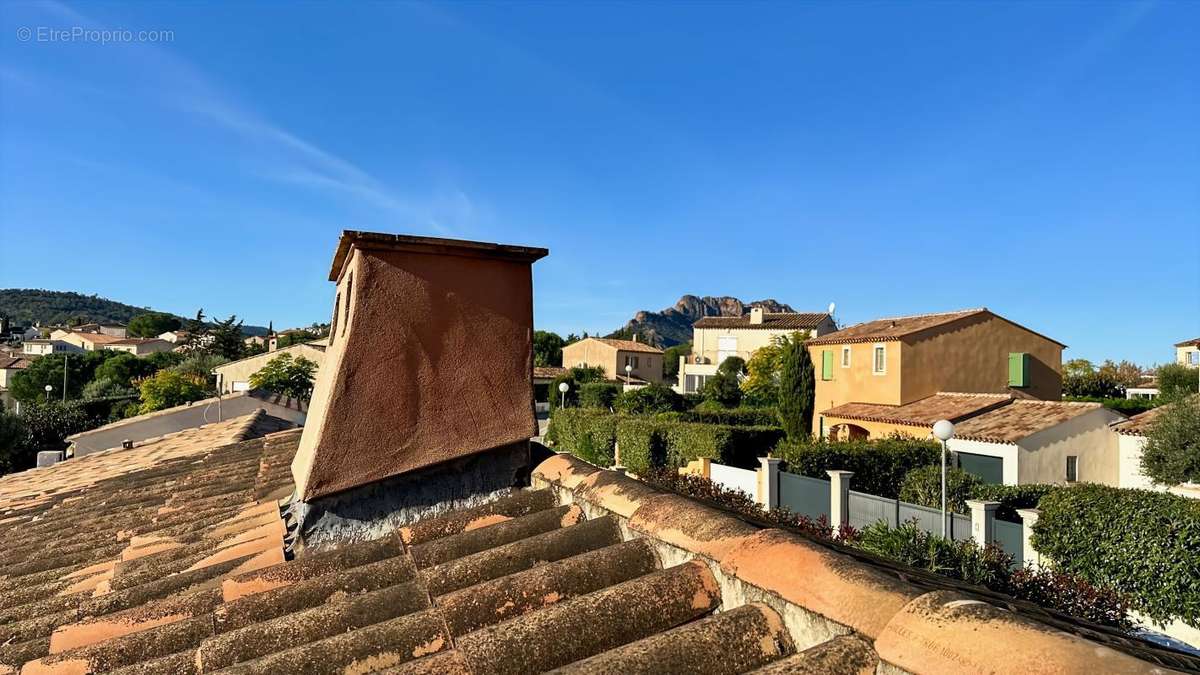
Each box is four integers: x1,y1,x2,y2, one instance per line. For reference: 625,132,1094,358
330,230,549,281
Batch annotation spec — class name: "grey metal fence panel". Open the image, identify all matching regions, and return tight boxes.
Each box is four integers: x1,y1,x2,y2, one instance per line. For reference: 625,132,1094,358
848,490,898,530
778,471,829,521
950,513,972,542
897,502,942,535
993,519,1024,564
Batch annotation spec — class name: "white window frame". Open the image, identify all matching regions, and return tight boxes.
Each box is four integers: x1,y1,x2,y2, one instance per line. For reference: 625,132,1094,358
841,346,851,368
872,343,887,375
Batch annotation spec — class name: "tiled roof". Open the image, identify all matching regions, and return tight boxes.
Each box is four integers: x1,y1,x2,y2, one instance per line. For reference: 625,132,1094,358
67,332,126,345
0,427,1192,673
1175,337,1200,347
822,393,1013,427
693,312,831,330
105,338,169,346
532,366,567,380
1111,406,1167,436
0,357,30,370
589,338,663,354
952,400,1108,444
806,308,989,345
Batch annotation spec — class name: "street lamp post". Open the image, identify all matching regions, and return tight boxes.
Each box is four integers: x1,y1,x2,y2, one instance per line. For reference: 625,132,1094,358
44,384,53,402
625,364,632,386
62,354,68,402
558,381,569,409
932,420,955,538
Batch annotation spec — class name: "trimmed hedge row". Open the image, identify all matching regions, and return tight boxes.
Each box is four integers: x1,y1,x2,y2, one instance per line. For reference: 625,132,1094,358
899,467,1060,522
549,409,784,475
971,483,1058,522
1032,483,1200,625
674,407,779,427
775,436,940,499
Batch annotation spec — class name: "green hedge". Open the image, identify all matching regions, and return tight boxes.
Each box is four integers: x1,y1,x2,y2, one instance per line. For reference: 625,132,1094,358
579,382,620,409
547,408,618,467
971,483,1059,522
776,436,940,499
676,407,779,427
552,409,783,475
1032,483,1200,625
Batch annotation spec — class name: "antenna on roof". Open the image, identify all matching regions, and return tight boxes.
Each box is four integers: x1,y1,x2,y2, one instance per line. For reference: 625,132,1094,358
828,302,836,316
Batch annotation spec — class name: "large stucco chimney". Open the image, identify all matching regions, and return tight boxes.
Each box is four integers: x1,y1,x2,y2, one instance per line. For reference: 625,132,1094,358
290,231,548,551
750,307,765,324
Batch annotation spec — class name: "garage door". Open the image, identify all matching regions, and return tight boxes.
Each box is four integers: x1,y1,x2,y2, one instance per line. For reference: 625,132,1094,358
957,452,1004,484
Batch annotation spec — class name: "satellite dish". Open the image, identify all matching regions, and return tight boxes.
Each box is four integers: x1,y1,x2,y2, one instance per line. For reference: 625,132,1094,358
828,302,836,315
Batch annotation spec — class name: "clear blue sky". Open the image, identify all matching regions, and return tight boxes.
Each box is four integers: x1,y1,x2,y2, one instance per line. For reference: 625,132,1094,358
2,1,1196,365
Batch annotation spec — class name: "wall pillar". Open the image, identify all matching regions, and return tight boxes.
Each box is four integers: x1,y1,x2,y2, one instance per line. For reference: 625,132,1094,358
826,470,853,537
1016,508,1042,570
758,457,782,510
966,500,1000,548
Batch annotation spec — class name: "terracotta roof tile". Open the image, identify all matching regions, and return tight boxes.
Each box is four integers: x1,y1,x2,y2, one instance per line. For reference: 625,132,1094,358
532,366,567,380
0,414,1194,674
822,393,1014,428
1175,337,1200,347
952,399,1107,443
588,338,663,354
806,308,988,345
693,312,831,330
0,356,30,370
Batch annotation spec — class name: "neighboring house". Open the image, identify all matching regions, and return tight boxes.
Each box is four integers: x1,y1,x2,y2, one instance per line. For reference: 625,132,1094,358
158,330,191,344
817,393,1123,486
1126,376,1159,400
533,365,567,413
1177,337,1200,368
102,338,174,356
212,338,328,394
22,339,81,356
807,308,1065,436
65,389,306,457
51,329,126,351
677,308,835,394
1111,405,1200,499
244,335,269,348
70,323,128,338
560,337,664,384
0,356,29,410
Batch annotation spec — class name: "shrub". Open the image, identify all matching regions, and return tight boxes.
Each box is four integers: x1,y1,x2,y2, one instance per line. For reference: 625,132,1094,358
1157,362,1199,402
899,465,982,514
1005,567,1131,630
1032,483,1200,625
677,406,779,427
701,356,745,408
138,370,206,414
82,377,136,401
1140,396,1200,486
970,483,1059,522
855,520,1011,589
614,383,683,414
776,436,940,498
546,408,618,466
615,416,784,475
615,416,667,472
249,353,318,400
578,382,621,409
1063,396,1159,415
171,353,230,391
549,366,607,410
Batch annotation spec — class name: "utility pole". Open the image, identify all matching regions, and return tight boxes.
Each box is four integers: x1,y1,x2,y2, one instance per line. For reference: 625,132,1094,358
62,354,68,402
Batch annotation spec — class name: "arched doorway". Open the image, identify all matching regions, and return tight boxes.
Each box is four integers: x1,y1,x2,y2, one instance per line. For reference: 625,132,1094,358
829,423,870,441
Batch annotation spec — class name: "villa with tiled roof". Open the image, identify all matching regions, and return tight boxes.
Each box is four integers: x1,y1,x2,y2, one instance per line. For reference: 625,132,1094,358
0,232,1195,675
561,336,664,385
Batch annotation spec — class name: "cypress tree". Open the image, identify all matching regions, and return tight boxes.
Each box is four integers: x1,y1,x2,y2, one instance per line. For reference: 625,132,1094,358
778,339,815,440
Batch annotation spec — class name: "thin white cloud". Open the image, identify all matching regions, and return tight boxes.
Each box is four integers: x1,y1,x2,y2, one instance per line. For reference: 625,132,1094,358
33,0,467,235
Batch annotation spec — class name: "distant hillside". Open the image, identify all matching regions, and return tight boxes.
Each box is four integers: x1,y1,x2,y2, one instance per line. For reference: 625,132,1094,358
0,289,270,336
606,295,796,347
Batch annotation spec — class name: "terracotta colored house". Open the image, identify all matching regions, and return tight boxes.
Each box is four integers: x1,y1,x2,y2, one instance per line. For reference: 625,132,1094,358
678,308,835,394
806,308,1065,438
560,337,664,384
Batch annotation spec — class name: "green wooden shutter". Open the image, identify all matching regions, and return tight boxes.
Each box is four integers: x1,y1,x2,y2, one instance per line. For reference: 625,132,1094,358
1008,352,1029,387
822,350,834,381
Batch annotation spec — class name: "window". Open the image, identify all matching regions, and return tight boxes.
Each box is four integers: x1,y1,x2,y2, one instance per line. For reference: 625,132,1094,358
624,355,639,369
1008,352,1029,388
821,350,834,381
841,346,851,368
1066,456,1078,482
872,344,886,374
1191,351,1199,366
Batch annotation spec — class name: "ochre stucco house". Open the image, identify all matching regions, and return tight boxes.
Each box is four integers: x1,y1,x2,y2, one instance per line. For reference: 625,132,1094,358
678,308,835,394
806,308,1065,439
1177,337,1200,368
561,337,664,384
